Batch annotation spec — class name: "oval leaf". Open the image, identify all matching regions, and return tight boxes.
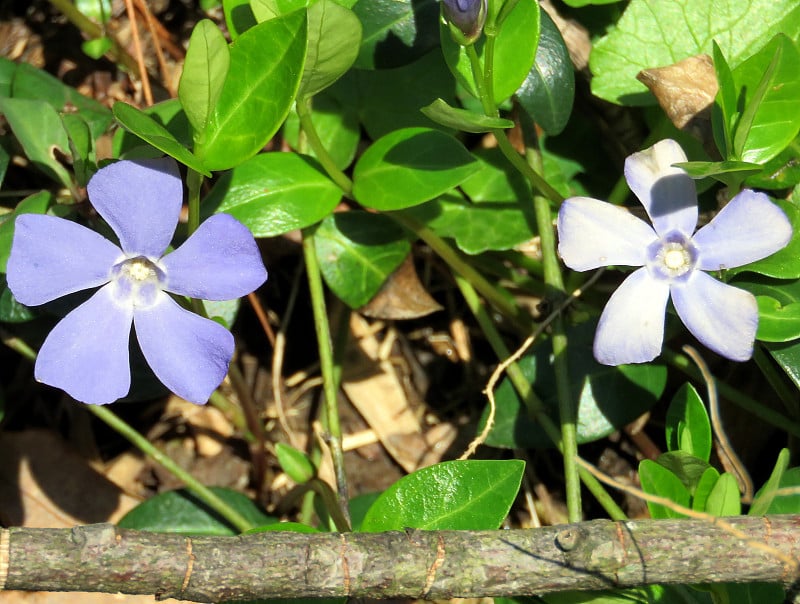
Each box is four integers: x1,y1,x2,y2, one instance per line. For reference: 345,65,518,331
638,460,690,519
420,98,514,133
360,460,524,531
197,10,307,171
204,152,341,237
314,212,410,308
353,127,477,210
755,296,800,342
117,487,276,535
665,383,712,462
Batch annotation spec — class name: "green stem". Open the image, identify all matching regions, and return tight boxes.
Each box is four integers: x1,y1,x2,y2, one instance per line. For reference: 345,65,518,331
295,96,354,196
186,168,203,235
494,131,563,204
663,348,800,439
301,229,350,526
89,405,252,532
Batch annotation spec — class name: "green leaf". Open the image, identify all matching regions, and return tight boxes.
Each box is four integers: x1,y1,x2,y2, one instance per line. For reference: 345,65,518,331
655,451,712,494
283,82,359,169
0,145,8,189
314,212,410,308
360,460,524,531
590,0,800,105
223,0,257,38
482,320,667,448
761,466,800,513
420,98,514,133
674,160,761,188
732,35,800,164
112,102,211,176
692,467,721,512
515,9,574,135
196,11,307,171
749,448,790,515
704,472,741,515
755,296,800,342
0,98,72,188
745,141,800,190
352,127,477,211
61,112,95,187
112,98,193,159
204,152,341,236
712,42,737,159
81,37,113,60
402,194,536,255
766,339,800,392
441,0,540,103
665,383,712,462
298,0,362,98
251,0,310,21
0,275,36,323
460,148,531,202
117,487,276,535
731,198,800,279
275,443,316,483
638,460,691,519
352,0,439,69
179,19,230,136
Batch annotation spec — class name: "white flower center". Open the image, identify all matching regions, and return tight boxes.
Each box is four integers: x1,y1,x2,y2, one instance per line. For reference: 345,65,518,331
109,256,166,309
646,231,697,282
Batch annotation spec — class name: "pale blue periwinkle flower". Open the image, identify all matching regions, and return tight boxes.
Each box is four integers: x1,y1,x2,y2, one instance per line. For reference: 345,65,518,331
557,139,792,365
7,157,267,405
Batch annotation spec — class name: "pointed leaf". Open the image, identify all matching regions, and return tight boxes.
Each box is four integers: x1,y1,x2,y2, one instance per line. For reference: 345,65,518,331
638,460,691,519
420,98,514,133
704,472,741,516
749,448,791,515
665,383,712,462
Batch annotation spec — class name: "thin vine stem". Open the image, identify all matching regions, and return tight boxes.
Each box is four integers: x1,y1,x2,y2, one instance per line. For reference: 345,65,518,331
295,96,353,196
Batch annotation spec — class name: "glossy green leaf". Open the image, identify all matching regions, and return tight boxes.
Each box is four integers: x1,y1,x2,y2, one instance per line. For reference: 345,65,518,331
761,466,800,513
591,0,800,105
460,148,531,203
353,127,477,210
283,82,359,169
0,278,36,323
730,199,800,279
112,98,193,159
420,98,514,133
348,492,381,532
515,10,574,135
352,0,439,69
223,0,257,38
275,443,316,483
755,296,800,342
0,98,72,188
482,321,667,448
314,212,410,308
204,152,341,236
251,0,309,21
749,448,790,515
665,383,712,462
732,35,800,164
704,472,741,516
745,142,800,190
112,102,211,176
117,487,276,535
360,460,524,531
403,194,536,255
196,11,307,171
712,42,737,159
692,467,721,512
675,160,761,188
298,0,362,98
179,19,230,136
767,339,800,392
61,112,95,186
441,0,539,103
638,460,691,519
356,51,458,139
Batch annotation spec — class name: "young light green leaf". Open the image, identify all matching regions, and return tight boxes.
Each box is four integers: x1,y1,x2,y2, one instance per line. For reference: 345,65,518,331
196,10,307,171
360,460,524,531
352,127,478,211
204,152,341,236
179,19,230,136
748,448,790,516
665,383,712,462
297,0,362,98
591,0,800,105
704,472,741,516
314,212,410,308
0,98,72,188
275,443,316,484
515,9,574,135
732,35,800,164
440,0,539,103
711,42,737,159
638,460,690,519
420,98,514,133
692,467,721,512
112,102,211,176
117,487,276,535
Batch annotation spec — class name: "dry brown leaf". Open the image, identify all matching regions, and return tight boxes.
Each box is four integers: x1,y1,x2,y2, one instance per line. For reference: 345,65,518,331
359,256,442,320
637,54,718,144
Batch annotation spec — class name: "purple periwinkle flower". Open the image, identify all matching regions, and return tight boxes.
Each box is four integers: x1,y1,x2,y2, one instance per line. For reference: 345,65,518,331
441,0,486,43
7,157,267,405
557,139,792,365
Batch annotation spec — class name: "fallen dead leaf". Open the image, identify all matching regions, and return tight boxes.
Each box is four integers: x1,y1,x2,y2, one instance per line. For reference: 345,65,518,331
359,255,443,320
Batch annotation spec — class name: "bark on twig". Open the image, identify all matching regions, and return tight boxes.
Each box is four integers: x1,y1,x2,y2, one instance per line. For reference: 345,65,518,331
1,516,799,601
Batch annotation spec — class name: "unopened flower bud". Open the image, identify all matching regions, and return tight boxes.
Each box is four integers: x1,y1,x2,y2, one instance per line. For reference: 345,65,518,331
441,0,487,45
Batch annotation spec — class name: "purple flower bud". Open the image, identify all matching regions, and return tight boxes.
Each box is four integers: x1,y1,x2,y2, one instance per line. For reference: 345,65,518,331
442,0,487,44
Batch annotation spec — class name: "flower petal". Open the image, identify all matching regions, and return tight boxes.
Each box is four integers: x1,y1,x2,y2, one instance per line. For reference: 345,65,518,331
35,285,133,404
557,197,657,271
7,214,121,306
594,267,670,365
134,293,234,404
624,139,698,236
693,189,792,270
161,214,267,300
87,157,182,257
671,271,757,362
